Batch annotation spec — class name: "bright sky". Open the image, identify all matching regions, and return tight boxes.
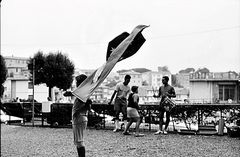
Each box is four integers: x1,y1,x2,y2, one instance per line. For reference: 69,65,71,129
1,0,240,74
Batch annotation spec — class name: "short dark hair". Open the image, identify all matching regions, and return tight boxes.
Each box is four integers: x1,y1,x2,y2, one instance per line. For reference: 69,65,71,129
131,86,138,93
76,74,87,86
162,76,169,82
124,74,131,80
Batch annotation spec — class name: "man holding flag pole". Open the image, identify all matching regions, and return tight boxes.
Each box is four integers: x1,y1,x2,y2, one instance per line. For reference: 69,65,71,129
71,25,148,157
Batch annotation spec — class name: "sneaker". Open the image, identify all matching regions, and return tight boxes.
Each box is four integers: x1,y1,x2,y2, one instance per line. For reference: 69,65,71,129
154,130,163,135
123,132,131,135
135,133,144,137
163,130,168,134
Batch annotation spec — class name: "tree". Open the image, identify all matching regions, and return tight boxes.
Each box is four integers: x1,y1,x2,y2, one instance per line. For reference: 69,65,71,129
158,66,170,72
132,68,151,73
196,67,210,73
28,51,46,85
179,68,195,74
28,51,75,98
0,55,7,98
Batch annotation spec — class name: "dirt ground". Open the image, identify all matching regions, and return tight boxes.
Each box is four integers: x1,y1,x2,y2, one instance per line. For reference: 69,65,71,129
1,124,240,157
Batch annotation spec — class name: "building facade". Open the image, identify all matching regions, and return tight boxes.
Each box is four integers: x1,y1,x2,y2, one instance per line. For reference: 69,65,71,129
4,56,29,78
142,71,172,90
174,87,189,102
3,56,49,102
189,72,240,104
176,73,191,89
118,70,143,87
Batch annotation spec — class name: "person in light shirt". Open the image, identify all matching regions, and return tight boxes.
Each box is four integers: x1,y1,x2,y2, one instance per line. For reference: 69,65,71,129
108,75,131,132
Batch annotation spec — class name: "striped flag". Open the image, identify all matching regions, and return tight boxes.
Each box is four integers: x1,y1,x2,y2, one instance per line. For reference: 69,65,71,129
72,25,149,102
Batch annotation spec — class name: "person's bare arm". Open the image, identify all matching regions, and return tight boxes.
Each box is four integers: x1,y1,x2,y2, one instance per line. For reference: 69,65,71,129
153,87,161,98
108,90,117,105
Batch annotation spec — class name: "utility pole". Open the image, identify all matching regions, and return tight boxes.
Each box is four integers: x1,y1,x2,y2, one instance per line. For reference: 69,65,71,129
32,59,35,126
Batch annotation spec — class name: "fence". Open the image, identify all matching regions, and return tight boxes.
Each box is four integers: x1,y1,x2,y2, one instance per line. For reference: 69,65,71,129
2,102,240,132
1,102,42,123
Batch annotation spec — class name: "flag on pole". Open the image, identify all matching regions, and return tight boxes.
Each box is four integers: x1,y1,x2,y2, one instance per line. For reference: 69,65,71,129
72,25,149,102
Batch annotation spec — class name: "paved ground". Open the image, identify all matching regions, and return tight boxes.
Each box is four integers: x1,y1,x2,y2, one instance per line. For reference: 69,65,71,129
1,124,240,157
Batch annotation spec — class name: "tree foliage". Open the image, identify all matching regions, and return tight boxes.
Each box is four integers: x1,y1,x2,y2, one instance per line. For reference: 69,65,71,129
28,51,75,91
158,66,170,72
28,52,46,85
0,55,7,85
179,68,195,74
196,67,210,73
178,67,210,74
0,55,7,97
117,68,151,73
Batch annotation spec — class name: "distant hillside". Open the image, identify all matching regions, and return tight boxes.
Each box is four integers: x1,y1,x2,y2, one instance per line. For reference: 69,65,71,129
117,68,151,73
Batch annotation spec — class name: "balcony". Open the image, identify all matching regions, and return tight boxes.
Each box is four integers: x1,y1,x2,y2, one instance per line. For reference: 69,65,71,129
190,72,239,81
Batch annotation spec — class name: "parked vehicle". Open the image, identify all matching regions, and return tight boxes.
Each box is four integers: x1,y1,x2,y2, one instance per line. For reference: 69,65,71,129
0,109,23,124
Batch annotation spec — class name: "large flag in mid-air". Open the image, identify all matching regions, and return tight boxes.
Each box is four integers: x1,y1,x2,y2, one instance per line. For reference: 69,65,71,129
72,25,149,102
106,30,146,62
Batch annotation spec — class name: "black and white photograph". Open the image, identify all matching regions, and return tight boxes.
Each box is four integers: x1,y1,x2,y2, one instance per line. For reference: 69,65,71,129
1,0,240,156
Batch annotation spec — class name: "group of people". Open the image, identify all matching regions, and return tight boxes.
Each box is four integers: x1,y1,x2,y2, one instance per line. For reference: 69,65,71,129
108,74,176,136
108,74,144,137
71,74,176,157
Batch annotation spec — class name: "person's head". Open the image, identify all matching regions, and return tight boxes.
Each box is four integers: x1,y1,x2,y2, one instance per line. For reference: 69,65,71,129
131,86,138,93
123,74,131,85
162,76,169,85
76,74,87,87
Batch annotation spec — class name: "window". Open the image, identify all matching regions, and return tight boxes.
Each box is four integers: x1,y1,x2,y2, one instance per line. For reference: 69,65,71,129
219,85,235,101
9,72,14,77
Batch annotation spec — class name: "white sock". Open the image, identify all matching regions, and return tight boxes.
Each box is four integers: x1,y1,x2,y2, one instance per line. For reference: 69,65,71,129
124,120,127,128
115,120,120,129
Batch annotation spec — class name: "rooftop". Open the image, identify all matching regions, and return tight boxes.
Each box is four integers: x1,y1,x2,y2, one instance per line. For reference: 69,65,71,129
189,72,239,81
